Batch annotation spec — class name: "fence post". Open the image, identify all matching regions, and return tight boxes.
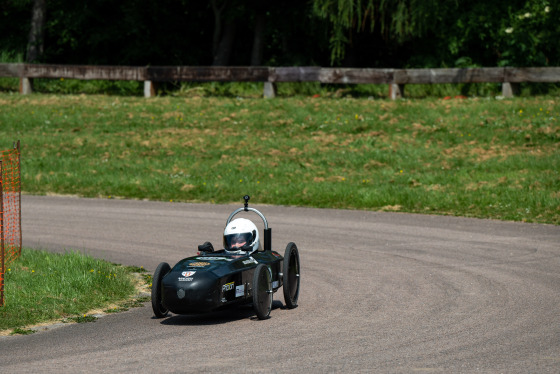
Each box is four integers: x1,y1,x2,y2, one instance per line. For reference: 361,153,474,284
1,160,4,306
502,82,519,98
389,83,404,100
144,80,156,98
19,78,32,95
263,82,276,98
15,140,21,256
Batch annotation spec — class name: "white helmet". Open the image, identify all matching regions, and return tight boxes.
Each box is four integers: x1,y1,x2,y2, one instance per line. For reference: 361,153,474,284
223,218,259,253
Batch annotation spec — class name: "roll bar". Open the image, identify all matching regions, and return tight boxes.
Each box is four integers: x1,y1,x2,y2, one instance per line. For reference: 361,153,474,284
226,195,271,251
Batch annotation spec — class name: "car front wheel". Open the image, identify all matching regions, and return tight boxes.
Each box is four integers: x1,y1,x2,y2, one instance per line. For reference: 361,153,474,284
151,262,171,318
252,263,273,320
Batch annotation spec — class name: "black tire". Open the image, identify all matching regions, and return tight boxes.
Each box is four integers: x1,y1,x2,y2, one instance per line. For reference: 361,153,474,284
283,242,300,309
252,263,273,320
151,262,171,318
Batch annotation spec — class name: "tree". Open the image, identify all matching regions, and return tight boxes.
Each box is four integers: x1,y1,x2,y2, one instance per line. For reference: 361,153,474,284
497,0,559,66
250,1,267,66
312,0,442,65
26,0,46,62
211,0,234,65
210,0,272,66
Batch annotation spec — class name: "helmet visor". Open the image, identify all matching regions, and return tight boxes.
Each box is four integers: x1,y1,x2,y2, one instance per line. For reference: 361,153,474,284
224,232,253,250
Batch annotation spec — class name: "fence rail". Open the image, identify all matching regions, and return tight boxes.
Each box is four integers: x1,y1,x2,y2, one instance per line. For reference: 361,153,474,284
1,63,559,99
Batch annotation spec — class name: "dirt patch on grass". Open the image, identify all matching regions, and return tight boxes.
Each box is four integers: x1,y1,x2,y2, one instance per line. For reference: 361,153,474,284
162,111,185,120
363,160,387,170
381,205,402,211
442,142,525,162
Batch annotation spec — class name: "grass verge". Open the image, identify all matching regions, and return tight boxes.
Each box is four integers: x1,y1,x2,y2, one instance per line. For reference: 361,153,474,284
0,249,150,335
0,93,558,224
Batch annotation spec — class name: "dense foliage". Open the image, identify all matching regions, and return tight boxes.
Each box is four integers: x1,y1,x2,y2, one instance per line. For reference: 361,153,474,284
1,0,558,68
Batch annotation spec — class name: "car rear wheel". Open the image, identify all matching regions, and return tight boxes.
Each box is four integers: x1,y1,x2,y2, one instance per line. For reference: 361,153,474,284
151,262,171,318
253,263,272,320
283,242,300,309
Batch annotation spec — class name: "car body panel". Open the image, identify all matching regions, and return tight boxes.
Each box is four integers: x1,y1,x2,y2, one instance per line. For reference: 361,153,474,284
161,249,283,314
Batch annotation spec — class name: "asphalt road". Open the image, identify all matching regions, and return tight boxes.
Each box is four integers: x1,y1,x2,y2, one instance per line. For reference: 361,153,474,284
1,195,559,373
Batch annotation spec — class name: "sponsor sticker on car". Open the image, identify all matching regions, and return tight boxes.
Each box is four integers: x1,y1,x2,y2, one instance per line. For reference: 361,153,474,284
235,285,245,297
242,257,258,265
222,282,234,292
189,262,210,267
178,270,196,282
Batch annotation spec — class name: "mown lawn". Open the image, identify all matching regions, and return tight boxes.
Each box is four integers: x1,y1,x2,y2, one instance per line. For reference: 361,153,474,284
0,93,558,223
1,249,147,334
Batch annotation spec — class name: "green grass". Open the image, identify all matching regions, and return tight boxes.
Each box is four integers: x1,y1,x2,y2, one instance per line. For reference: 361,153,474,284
0,248,145,333
0,93,558,224
0,91,557,331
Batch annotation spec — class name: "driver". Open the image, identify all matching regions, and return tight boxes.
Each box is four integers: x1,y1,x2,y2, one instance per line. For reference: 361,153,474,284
223,218,260,254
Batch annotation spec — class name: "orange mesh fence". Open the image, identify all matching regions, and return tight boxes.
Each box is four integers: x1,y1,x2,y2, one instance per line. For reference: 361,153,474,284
0,141,22,306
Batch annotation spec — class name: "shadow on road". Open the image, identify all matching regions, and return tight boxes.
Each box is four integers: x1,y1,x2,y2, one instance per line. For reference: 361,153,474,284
156,300,285,325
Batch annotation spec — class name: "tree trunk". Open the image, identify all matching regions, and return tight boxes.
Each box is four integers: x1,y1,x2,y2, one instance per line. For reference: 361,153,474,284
250,13,266,66
26,0,46,63
211,0,227,58
212,20,236,66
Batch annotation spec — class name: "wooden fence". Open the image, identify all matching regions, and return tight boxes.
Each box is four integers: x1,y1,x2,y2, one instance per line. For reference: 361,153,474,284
1,63,559,99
